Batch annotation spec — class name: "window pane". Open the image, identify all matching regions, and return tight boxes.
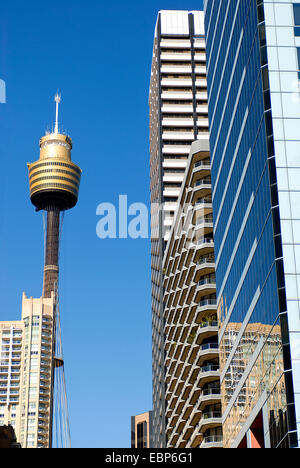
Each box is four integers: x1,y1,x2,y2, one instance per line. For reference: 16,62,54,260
297,48,300,70
294,5,300,25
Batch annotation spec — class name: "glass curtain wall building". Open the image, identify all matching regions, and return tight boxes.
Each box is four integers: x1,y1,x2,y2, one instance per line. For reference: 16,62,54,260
204,0,300,448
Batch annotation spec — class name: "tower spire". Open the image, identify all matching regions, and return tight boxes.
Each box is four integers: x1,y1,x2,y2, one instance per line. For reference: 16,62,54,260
54,92,61,134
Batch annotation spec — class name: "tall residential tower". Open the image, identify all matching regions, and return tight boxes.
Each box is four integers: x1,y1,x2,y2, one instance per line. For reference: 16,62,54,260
149,10,209,447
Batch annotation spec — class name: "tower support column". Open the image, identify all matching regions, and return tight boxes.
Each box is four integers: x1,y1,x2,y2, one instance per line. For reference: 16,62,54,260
43,210,60,299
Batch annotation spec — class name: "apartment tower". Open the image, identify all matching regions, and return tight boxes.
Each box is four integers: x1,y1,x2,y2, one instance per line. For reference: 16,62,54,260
149,10,209,447
204,0,300,448
163,139,222,448
0,294,56,448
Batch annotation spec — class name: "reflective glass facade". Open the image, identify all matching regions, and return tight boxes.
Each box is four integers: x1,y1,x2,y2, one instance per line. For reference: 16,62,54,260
204,0,300,448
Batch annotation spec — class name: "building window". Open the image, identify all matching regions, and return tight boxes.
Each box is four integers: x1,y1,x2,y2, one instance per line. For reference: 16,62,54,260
297,48,300,79
293,4,300,36
137,421,148,448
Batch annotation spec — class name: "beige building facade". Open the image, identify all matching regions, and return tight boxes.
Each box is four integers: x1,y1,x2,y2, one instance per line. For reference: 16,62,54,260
131,411,153,448
0,293,56,448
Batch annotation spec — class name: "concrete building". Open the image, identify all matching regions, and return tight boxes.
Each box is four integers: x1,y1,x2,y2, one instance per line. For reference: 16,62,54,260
203,0,300,448
149,9,209,447
131,411,153,448
0,294,56,448
163,139,222,448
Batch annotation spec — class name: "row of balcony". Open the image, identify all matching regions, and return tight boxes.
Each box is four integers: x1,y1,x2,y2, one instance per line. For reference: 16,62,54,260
167,363,221,447
163,233,215,304
162,145,221,447
168,395,222,447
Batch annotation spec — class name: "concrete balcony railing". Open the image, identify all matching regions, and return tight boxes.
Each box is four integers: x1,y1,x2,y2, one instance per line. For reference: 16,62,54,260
194,177,211,187
197,298,217,309
195,285,216,304
199,387,222,410
196,364,220,388
198,275,215,286
197,254,215,265
200,435,223,448
196,322,219,343
199,342,218,352
196,216,213,226
195,238,214,248
197,411,222,434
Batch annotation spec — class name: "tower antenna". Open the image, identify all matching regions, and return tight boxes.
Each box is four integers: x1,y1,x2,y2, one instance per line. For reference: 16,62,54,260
54,92,61,134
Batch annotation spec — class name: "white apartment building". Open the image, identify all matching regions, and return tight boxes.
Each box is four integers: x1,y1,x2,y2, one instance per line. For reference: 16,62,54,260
149,10,209,447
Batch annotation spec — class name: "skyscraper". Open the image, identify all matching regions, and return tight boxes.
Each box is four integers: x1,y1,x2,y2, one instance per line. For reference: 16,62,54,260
149,10,209,447
0,95,81,448
204,0,300,448
0,294,57,448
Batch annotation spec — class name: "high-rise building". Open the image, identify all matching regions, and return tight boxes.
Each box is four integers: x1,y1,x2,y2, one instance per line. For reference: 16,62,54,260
163,139,222,448
149,10,209,447
131,411,153,448
0,95,81,448
204,0,300,448
0,294,56,448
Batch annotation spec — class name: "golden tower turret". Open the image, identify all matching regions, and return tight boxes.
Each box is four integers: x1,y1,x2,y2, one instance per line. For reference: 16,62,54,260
27,93,82,298
28,94,81,212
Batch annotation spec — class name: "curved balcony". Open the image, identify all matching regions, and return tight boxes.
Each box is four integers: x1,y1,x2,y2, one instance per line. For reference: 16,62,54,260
195,277,216,301
196,343,219,367
192,182,211,202
194,217,213,238
194,158,210,169
193,201,213,224
196,214,213,225
199,387,222,410
200,435,223,448
196,299,217,322
194,178,211,188
197,411,222,433
196,321,218,343
197,254,215,265
192,163,211,181
193,238,214,258
195,265,215,283
197,364,220,387
195,196,212,205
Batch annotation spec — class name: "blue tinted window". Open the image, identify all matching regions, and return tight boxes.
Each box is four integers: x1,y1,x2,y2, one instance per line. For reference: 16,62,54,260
297,48,300,78
294,4,300,24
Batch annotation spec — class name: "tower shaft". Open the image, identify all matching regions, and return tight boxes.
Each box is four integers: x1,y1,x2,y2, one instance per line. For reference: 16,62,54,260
43,210,60,298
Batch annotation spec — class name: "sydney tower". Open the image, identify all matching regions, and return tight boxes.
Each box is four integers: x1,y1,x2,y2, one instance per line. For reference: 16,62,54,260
27,94,82,298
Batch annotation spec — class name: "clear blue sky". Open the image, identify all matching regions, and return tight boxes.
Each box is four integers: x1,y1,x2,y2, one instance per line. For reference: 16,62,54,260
0,0,203,448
